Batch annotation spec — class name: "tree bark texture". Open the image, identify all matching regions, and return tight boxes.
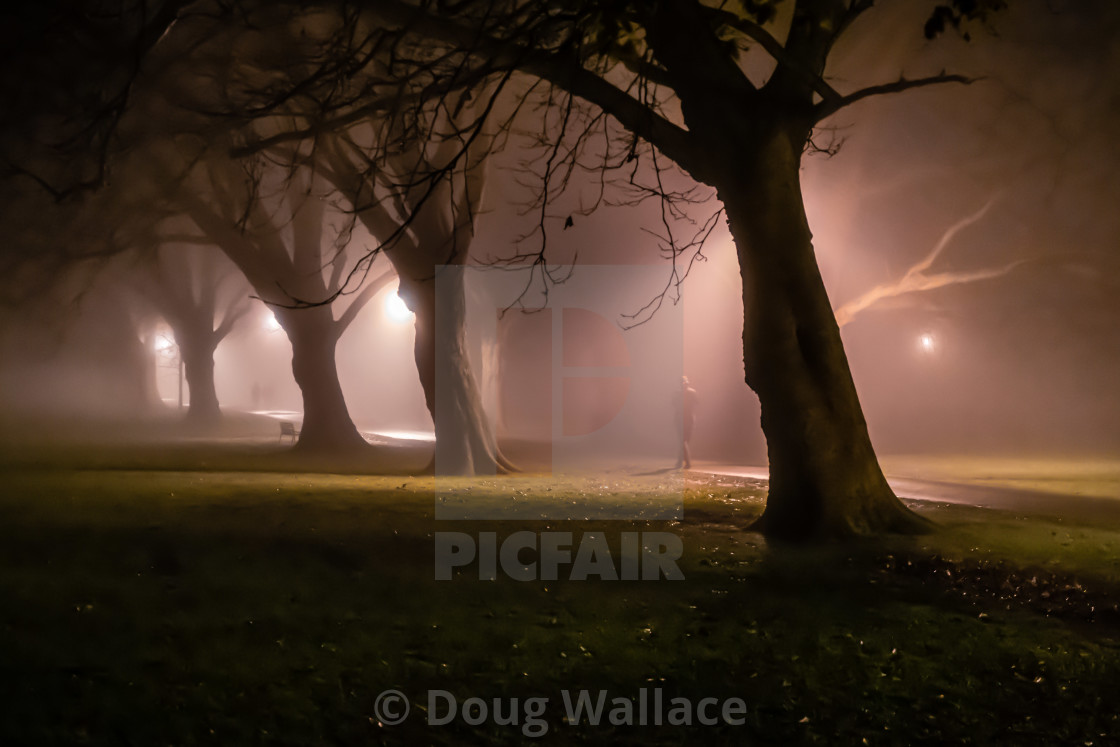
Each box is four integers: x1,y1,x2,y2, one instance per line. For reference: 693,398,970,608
278,304,368,453
714,128,927,539
386,243,513,476
175,327,221,422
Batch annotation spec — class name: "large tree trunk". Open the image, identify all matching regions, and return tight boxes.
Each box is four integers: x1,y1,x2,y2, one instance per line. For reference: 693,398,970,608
719,128,928,540
176,329,221,423
395,262,512,475
279,305,368,453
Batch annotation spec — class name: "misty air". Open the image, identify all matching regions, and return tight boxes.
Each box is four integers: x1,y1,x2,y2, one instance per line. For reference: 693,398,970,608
1,1,1118,744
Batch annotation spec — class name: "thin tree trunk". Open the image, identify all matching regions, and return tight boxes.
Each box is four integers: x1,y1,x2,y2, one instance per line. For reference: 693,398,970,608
719,129,928,539
279,305,368,452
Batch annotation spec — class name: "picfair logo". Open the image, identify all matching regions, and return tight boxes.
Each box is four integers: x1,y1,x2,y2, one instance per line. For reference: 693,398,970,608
435,265,684,521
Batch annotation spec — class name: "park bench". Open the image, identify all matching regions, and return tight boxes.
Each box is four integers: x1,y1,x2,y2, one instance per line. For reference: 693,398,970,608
279,421,300,443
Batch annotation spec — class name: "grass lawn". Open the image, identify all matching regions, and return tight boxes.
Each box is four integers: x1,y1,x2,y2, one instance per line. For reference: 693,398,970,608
1,461,1119,745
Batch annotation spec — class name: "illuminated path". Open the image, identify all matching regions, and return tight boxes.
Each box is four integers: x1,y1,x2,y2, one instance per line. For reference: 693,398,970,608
695,461,1120,527
247,410,435,446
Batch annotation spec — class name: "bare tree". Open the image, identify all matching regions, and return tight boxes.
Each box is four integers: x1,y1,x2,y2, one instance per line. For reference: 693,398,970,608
172,0,1010,534
149,3,516,473
2,0,1012,536
169,155,394,452
128,244,252,422
0,168,173,418
218,0,1007,537
0,261,166,419
97,288,165,417
316,116,517,475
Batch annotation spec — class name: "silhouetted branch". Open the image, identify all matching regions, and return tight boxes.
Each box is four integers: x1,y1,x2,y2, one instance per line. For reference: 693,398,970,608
814,73,976,122
335,268,396,333
698,5,842,103
214,297,252,342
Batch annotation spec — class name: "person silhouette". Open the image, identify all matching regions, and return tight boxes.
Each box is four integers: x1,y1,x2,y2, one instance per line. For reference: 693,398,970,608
674,376,698,469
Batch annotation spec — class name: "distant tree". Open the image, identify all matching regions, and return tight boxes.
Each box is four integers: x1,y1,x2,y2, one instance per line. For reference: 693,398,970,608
128,244,252,422
168,155,393,452
147,3,515,473
0,168,169,419
0,261,164,419
1,2,396,450
1,154,253,423
92,288,164,417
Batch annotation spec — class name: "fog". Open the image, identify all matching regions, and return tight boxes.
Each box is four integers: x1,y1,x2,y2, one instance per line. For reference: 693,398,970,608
1,0,1118,466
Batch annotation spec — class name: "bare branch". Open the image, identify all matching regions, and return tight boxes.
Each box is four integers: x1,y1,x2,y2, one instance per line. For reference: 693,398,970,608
814,72,976,122
698,5,842,104
334,268,396,334
834,198,1021,327
214,298,252,342
367,0,697,172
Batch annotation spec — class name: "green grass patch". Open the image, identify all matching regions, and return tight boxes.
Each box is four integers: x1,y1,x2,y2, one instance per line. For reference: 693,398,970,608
1,468,1119,745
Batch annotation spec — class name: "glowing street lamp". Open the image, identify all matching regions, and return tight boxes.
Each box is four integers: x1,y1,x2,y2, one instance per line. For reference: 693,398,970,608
919,332,936,353
154,334,175,353
385,291,413,323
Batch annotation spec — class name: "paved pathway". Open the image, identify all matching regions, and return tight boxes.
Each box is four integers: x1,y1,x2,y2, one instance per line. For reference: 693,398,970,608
695,462,1120,527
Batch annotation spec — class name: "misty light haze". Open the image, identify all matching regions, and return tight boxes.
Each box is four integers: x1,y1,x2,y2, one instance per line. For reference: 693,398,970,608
1,1,1119,742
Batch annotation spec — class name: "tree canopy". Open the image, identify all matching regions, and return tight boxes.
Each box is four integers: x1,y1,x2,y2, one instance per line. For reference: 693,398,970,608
0,0,1018,536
